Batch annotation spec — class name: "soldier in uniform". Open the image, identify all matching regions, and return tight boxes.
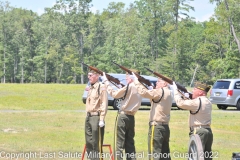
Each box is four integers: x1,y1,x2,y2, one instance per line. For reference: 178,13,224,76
85,69,108,160
133,73,172,160
172,81,213,160
102,69,142,160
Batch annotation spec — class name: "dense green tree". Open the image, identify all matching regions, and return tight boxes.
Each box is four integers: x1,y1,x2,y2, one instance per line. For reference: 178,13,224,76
0,1,12,83
1,0,240,85
53,0,92,84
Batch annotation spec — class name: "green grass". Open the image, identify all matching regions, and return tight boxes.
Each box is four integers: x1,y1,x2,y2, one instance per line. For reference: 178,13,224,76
0,84,240,160
0,84,85,110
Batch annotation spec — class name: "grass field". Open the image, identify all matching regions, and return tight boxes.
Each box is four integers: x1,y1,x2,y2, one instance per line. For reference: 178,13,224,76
0,84,240,160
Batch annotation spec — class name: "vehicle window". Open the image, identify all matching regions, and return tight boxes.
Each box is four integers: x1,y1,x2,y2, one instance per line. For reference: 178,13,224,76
213,81,230,89
234,81,240,89
120,79,127,85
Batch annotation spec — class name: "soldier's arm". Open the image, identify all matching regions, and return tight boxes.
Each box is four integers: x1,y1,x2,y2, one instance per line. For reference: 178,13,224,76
134,79,160,100
105,83,127,99
174,91,199,111
99,85,108,121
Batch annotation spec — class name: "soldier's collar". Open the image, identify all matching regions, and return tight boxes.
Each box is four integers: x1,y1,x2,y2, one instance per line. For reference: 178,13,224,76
90,82,99,88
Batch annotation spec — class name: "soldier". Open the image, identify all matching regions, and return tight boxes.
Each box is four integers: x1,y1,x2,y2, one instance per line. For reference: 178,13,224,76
85,69,108,160
172,81,213,160
132,73,172,160
102,70,142,160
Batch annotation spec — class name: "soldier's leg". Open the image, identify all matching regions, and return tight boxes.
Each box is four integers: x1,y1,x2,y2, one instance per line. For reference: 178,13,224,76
196,128,213,160
204,128,213,160
116,114,126,160
152,125,164,160
125,115,136,160
91,116,103,160
85,116,93,156
161,125,171,160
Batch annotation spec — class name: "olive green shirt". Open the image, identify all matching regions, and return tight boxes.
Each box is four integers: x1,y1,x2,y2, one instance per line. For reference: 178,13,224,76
86,82,108,121
105,82,141,115
134,80,172,123
174,90,212,127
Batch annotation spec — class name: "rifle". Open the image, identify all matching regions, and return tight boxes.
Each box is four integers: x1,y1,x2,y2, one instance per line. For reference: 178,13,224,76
145,67,192,99
81,62,125,88
112,61,154,89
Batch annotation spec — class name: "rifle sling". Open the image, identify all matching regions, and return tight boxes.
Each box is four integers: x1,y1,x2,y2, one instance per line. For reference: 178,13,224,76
152,88,164,103
190,98,201,115
118,84,129,101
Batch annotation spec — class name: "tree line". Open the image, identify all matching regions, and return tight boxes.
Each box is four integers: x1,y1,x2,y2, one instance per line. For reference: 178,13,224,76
0,0,239,86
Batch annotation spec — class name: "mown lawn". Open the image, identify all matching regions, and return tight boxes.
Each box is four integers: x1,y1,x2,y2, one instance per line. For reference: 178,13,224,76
0,84,240,160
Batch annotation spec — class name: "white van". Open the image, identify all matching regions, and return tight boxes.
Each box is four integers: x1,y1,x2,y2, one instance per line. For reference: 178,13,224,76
82,73,177,110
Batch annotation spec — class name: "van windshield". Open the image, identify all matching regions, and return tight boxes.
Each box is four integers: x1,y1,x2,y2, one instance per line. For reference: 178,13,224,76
213,81,230,89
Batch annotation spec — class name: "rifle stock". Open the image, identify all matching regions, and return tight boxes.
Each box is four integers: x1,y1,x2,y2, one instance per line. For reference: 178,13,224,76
145,67,192,99
81,62,125,88
112,61,154,88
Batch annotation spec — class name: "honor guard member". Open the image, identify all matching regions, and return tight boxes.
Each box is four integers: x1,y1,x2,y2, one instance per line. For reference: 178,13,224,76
133,73,172,160
102,69,142,160
85,69,108,160
172,81,213,160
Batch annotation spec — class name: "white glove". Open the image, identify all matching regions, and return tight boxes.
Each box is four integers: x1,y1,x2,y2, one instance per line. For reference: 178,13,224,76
102,72,110,85
99,120,105,127
102,72,108,82
172,81,178,90
117,84,122,88
148,86,153,90
184,92,190,98
131,72,138,80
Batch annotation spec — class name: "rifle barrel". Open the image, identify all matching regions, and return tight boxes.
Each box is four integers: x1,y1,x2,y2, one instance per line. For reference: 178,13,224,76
145,67,154,74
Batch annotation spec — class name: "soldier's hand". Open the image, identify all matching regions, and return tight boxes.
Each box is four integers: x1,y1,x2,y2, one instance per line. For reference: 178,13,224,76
172,81,178,90
117,84,122,88
102,72,108,82
131,72,138,80
99,120,105,127
148,86,153,90
184,92,190,98
102,72,109,85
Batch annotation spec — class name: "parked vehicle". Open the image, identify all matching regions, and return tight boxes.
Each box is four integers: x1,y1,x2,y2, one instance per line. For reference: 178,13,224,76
82,73,177,110
209,79,240,110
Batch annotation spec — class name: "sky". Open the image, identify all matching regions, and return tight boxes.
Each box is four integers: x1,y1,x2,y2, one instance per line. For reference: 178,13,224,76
6,0,216,22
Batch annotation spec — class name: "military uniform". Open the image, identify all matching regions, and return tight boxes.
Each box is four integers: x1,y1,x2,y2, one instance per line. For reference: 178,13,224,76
174,82,213,160
85,81,108,160
105,82,142,160
134,80,172,160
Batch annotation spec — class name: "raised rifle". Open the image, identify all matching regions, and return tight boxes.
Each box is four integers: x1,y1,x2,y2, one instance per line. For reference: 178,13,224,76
82,62,125,88
112,61,155,89
145,67,192,99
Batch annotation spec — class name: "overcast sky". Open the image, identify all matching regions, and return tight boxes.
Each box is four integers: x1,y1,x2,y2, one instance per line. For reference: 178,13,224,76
7,0,215,22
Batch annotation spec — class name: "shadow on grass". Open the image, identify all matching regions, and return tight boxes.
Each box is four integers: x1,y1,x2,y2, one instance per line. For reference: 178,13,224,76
107,106,183,111
220,109,240,112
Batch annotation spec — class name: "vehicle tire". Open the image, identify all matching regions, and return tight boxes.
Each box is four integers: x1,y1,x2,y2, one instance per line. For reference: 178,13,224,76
217,105,228,110
188,134,204,160
217,105,222,109
221,106,228,110
236,99,240,110
113,99,122,110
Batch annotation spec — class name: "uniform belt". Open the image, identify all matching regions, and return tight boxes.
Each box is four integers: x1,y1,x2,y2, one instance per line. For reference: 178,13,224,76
119,111,134,116
190,125,210,131
149,121,168,126
87,111,100,117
